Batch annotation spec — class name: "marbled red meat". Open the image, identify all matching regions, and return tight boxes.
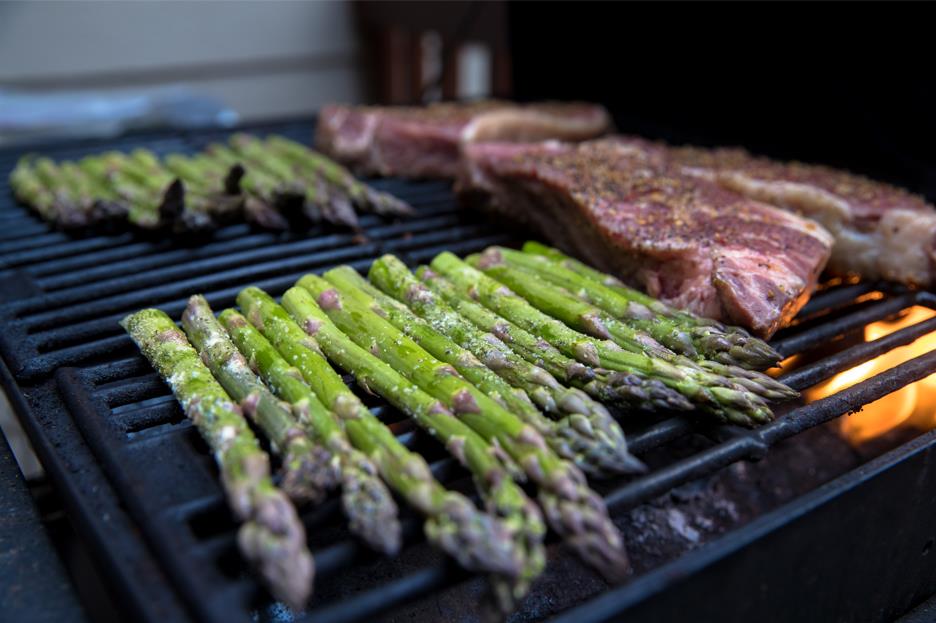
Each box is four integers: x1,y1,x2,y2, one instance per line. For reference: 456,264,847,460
315,101,611,179
457,140,833,338
611,137,936,287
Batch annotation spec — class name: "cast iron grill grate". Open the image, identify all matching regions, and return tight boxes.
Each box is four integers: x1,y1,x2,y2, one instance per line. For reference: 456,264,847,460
1,119,935,623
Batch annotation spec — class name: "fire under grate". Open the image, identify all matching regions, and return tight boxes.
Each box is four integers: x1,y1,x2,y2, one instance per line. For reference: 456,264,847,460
2,119,936,623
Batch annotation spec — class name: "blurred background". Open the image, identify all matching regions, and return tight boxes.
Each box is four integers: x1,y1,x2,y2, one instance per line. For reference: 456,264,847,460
1,1,932,201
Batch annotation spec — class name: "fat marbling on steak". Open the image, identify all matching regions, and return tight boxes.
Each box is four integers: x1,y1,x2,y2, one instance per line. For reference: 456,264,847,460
315,101,611,179
609,137,936,288
457,139,834,338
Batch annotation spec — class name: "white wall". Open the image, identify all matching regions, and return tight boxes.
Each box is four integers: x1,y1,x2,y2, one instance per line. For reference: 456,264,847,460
0,1,366,120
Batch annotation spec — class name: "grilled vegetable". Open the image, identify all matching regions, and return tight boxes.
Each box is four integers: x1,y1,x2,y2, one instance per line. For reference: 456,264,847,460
472,249,797,403
219,307,401,555
237,287,528,603
358,258,644,477
521,241,782,369
294,274,631,583
432,252,773,427
121,308,313,610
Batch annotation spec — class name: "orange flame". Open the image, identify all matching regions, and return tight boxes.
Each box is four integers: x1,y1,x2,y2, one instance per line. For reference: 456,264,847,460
805,306,936,445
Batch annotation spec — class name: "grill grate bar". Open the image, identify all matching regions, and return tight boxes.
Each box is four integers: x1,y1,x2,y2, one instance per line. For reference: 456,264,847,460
772,291,918,356
22,215,460,308
604,348,936,511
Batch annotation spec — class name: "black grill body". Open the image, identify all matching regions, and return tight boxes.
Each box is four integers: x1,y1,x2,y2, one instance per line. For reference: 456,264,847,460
1,119,935,623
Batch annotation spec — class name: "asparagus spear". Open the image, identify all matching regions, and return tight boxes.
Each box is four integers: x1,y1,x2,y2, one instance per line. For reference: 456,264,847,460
327,263,627,478
10,155,69,224
219,308,401,555
416,266,693,412
57,160,128,226
432,252,772,427
121,308,313,610
294,275,630,582
31,156,94,227
360,258,644,477
265,135,413,217
203,143,297,230
236,287,529,594
275,286,542,607
325,266,538,417
181,295,338,504
164,154,244,231
522,242,782,369
472,249,797,404
79,151,176,229
229,133,357,228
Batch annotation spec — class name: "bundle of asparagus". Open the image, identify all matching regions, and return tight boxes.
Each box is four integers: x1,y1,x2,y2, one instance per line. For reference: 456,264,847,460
344,260,645,477
121,309,314,610
431,252,791,427
9,134,412,234
118,242,796,613
293,273,631,583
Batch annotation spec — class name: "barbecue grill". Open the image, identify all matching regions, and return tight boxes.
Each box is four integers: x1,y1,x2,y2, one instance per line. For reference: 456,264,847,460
2,118,935,623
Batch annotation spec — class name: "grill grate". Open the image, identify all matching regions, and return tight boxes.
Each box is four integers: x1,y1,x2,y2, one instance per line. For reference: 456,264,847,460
2,119,935,623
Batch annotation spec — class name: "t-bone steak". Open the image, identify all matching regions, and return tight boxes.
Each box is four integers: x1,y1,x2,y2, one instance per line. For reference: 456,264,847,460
315,101,612,179
457,139,834,338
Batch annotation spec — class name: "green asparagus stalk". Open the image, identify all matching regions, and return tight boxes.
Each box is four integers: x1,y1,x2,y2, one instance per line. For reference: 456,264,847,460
79,151,177,229
265,135,413,217
229,133,357,228
236,287,529,596
472,250,797,404
203,143,297,230
121,308,313,610
219,308,401,555
360,258,645,477
57,161,128,226
10,155,70,224
275,286,542,607
126,149,187,225
432,252,772,427
328,263,618,476
416,266,694,412
32,156,94,227
522,242,782,369
294,275,630,582
164,154,244,231
324,266,537,417
181,295,338,504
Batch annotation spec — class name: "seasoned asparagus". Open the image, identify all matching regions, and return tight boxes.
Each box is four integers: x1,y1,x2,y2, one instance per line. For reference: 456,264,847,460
203,142,299,229
10,155,74,225
219,308,401,555
522,241,782,369
265,135,413,217
237,287,529,596
325,266,540,420
361,257,644,477
432,252,772,426
121,308,313,610
79,151,181,229
472,249,797,404
416,265,694,412
229,133,357,227
181,295,337,504
277,285,542,607
295,274,631,582
164,154,244,231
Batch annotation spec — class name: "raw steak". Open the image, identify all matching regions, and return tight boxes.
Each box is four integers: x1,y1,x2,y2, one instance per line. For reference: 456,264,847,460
612,137,936,287
315,101,611,179
457,140,834,338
